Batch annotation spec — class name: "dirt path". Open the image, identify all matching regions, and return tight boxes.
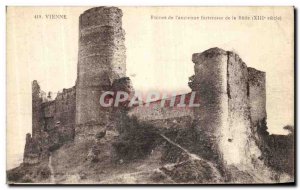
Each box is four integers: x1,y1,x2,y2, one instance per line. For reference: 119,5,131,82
160,134,202,161
48,153,55,183
159,134,222,178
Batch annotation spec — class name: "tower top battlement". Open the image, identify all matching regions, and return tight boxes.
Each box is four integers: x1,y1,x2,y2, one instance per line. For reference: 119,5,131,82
79,6,123,29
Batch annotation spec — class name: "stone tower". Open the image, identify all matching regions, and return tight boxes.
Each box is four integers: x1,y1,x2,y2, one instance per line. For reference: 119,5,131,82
190,48,263,169
32,80,43,139
76,7,126,136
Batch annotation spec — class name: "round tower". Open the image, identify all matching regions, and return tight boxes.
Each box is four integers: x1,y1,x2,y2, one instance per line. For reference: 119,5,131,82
76,7,126,135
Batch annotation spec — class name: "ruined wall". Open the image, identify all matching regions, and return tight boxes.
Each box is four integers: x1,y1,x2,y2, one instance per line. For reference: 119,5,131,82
42,87,76,146
25,80,50,163
248,67,267,137
23,133,40,164
128,93,194,130
191,48,263,168
128,48,267,170
76,7,126,137
24,82,76,164
226,51,261,166
32,80,44,139
190,48,229,167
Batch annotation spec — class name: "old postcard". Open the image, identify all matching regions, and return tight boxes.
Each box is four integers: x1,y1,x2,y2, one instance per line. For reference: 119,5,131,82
6,6,294,184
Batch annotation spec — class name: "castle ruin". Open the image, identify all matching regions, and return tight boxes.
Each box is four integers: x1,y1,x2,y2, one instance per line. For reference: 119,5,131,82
19,6,293,184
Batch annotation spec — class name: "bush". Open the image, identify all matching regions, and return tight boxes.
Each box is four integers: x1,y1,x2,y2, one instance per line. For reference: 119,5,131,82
7,170,23,182
161,121,221,165
113,116,161,162
259,123,295,176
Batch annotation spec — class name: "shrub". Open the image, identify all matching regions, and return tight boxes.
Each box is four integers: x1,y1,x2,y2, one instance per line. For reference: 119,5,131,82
113,116,161,162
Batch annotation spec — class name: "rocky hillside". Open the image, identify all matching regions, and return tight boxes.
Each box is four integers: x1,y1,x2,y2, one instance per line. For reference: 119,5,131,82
7,115,294,184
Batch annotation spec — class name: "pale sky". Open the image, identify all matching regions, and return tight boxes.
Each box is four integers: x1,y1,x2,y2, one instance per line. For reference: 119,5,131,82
7,6,294,169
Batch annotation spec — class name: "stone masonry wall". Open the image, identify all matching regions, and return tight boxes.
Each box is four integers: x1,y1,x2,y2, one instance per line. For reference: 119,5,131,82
191,48,264,169
248,67,267,139
226,51,261,167
24,82,76,164
129,93,194,121
128,93,194,131
32,80,43,139
128,47,267,171
191,48,229,168
23,133,40,164
76,7,126,138
43,87,76,145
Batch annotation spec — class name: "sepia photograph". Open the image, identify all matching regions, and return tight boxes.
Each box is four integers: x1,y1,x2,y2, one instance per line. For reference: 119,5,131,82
5,5,295,185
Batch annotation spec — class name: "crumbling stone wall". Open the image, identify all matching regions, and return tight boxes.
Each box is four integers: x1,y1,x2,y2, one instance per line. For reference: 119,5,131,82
248,68,266,124
128,93,194,130
55,88,76,139
26,7,128,159
23,81,76,164
32,80,44,139
23,134,40,164
248,67,267,139
187,49,229,174
190,48,263,169
128,48,267,171
76,7,126,139
226,51,261,166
